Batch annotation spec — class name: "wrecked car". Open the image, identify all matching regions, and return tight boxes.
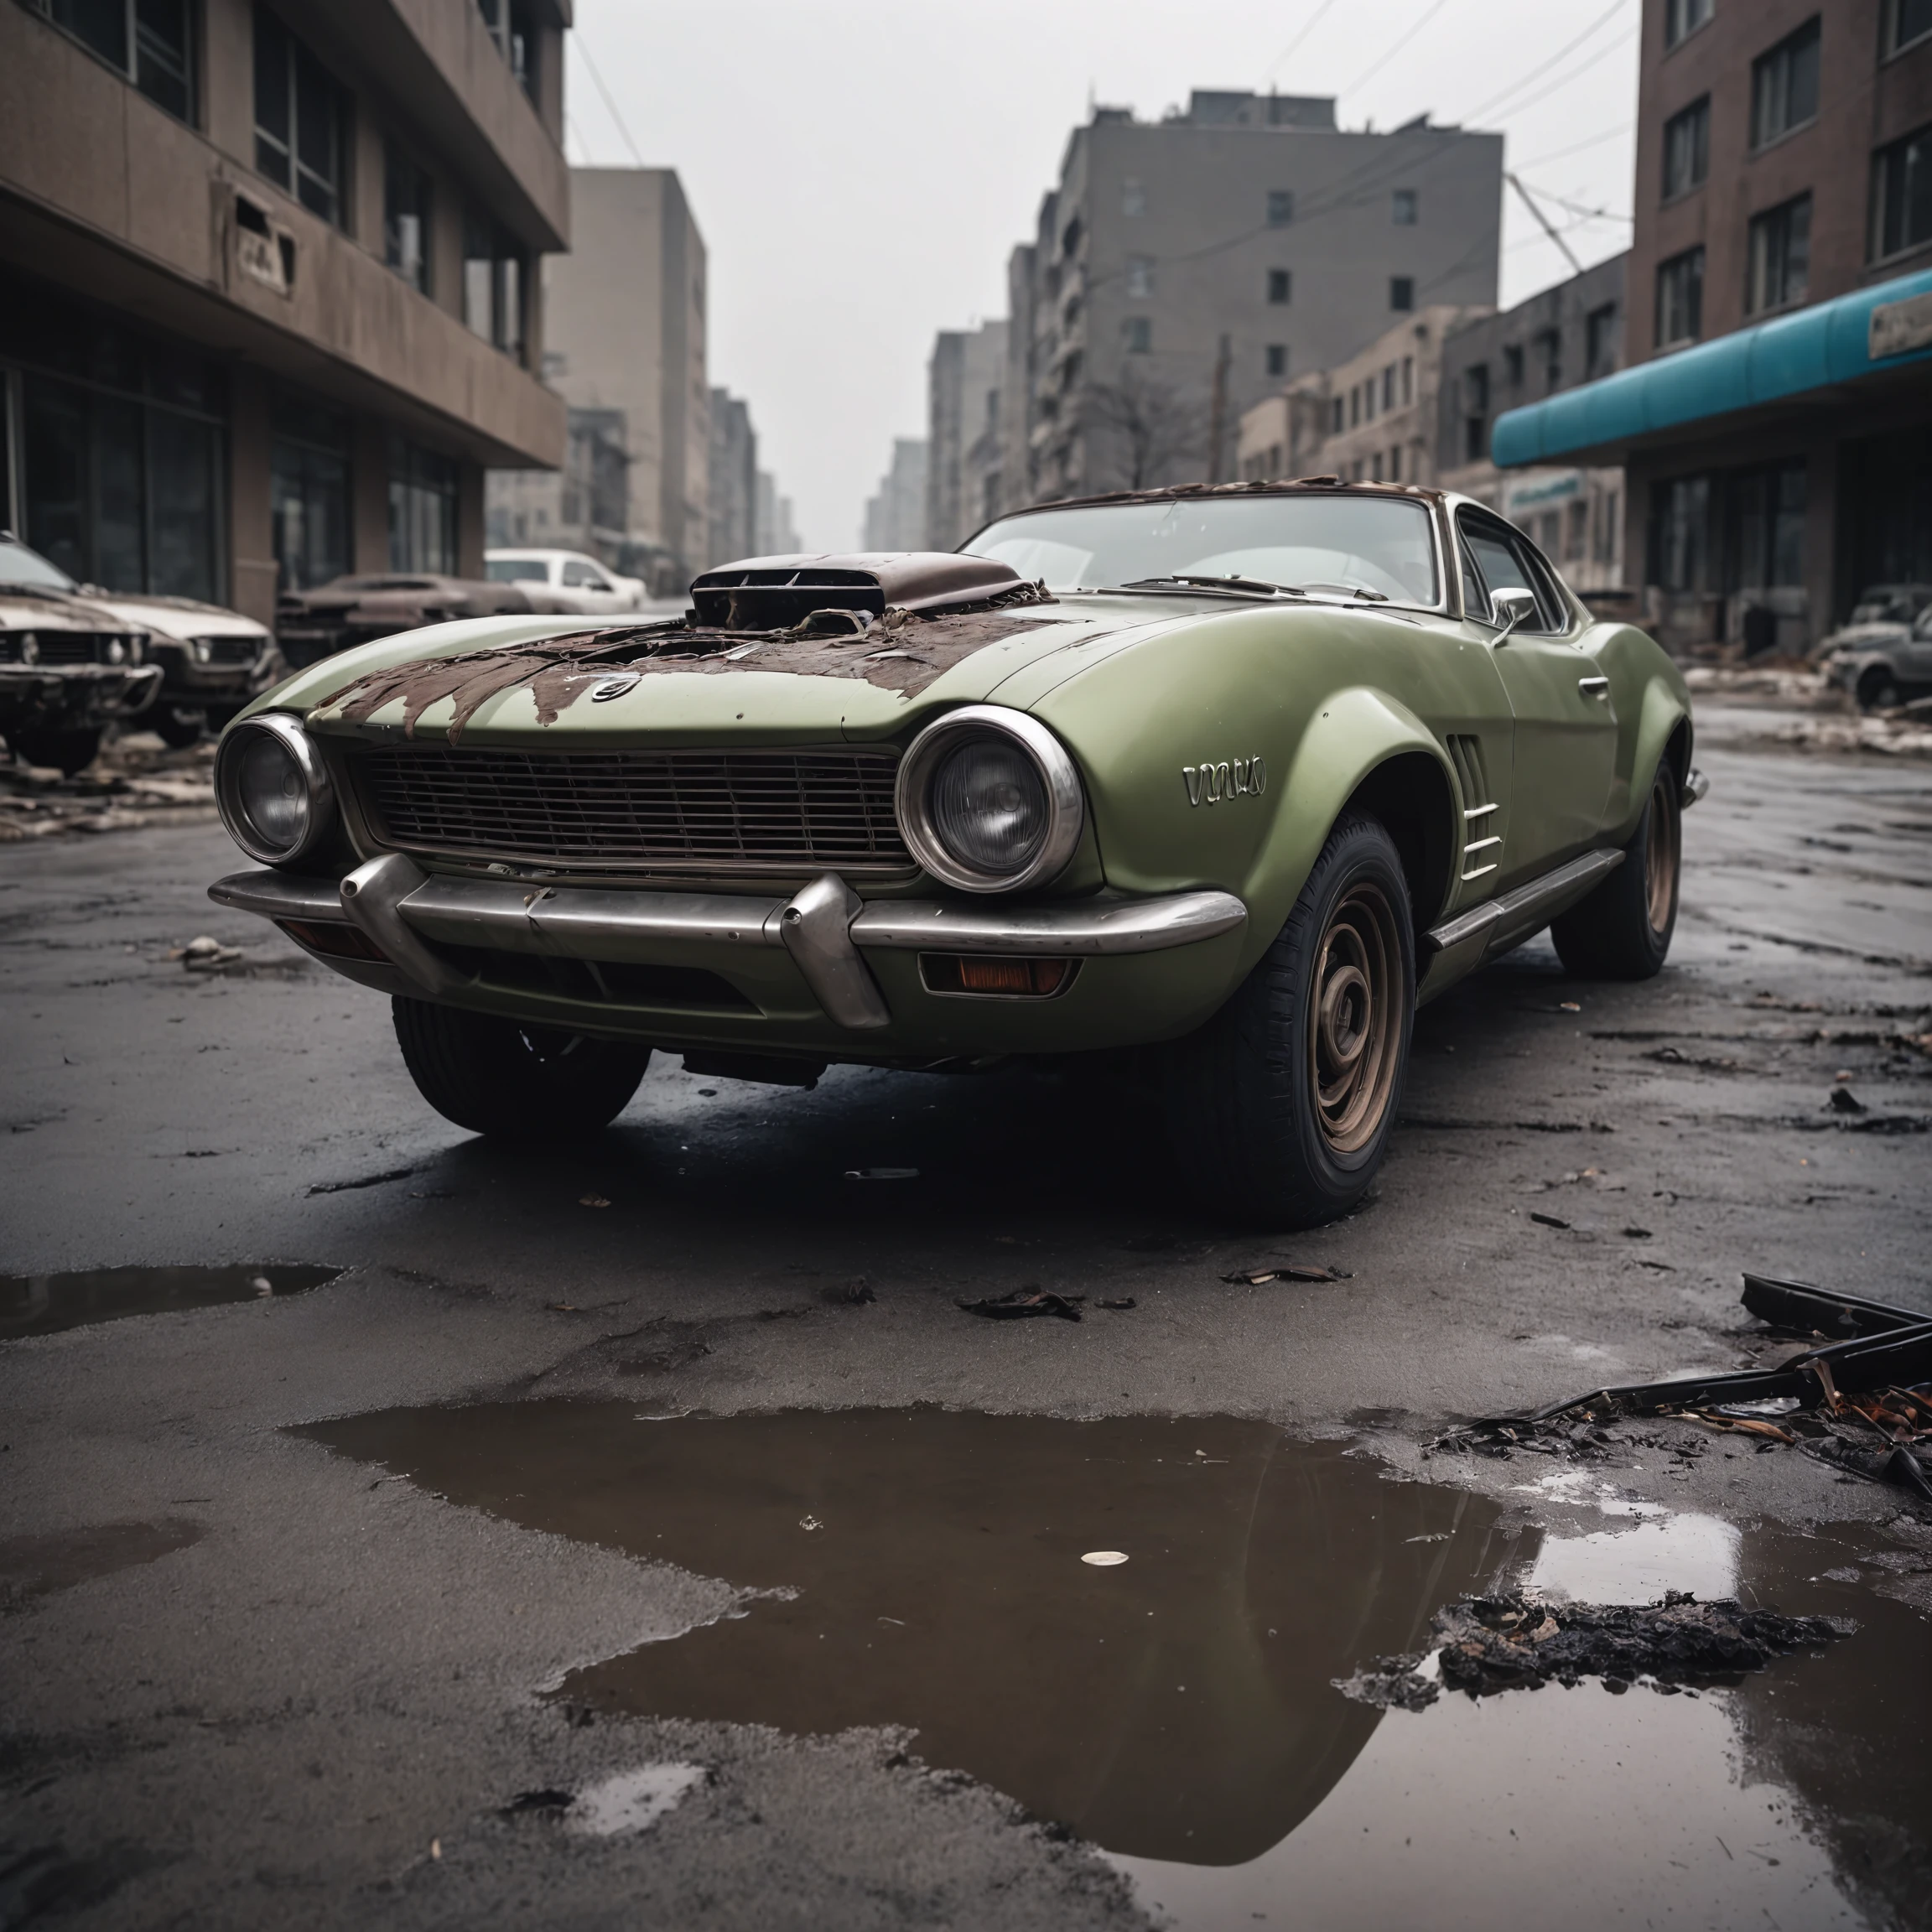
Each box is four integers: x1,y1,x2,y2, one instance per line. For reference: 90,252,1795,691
208,481,1701,1223
1823,599,1932,711
0,532,162,772
486,547,649,615
275,572,534,669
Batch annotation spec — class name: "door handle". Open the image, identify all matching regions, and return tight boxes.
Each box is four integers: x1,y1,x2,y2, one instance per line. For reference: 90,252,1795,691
1578,676,1610,699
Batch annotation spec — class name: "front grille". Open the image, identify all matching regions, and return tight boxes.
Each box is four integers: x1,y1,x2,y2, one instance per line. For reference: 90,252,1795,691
203,637,261,666
355,745,911,873
1,631,138,666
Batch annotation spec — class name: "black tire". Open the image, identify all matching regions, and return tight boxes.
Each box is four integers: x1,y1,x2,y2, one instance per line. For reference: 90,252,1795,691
1159,813,1415,1227
152,704,206,749
11,726,103,776
1550,761,1680,981
1857,667,1903,713
391,997,651,1140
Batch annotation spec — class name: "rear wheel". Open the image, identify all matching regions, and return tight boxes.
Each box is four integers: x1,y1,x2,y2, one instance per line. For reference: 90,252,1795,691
1550,762,1680,980
1160,813,1414,1226
152,704,206,749
392,997,651,1139
1857,667,1903,712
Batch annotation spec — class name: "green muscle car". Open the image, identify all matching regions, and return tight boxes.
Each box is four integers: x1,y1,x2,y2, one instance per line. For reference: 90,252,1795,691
208,480,1703,1224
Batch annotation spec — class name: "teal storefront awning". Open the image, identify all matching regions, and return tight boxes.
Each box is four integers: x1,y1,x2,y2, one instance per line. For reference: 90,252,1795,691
1492,266,1932,469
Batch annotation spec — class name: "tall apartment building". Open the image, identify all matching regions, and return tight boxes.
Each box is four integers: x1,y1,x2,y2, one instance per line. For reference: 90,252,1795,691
1236,304,1487,494
1434,254,1628,595
1005,93,1503,507
926,320,1006,550
707,387,755,567
486,167,707,592
861,438,927,552
0,0,569,624
753,469,799,557
1492,1,1932,652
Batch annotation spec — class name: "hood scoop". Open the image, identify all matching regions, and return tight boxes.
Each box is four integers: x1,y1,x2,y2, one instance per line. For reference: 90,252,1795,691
689,552,1024,631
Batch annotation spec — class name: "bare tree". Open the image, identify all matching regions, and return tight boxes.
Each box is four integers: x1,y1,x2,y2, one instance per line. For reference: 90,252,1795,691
1080,367,1210,491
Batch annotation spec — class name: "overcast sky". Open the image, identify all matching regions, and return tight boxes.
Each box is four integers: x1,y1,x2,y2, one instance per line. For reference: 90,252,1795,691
563,0,1639,551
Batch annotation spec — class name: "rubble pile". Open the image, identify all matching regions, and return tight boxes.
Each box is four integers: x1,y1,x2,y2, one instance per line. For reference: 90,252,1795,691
0,731,216,839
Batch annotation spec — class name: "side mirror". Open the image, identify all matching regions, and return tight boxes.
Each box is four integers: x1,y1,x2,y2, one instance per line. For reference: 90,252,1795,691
1489,587,1537,645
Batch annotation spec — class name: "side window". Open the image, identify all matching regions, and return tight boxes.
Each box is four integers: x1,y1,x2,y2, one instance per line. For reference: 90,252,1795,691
562,559,598,587
1460,517,1561,631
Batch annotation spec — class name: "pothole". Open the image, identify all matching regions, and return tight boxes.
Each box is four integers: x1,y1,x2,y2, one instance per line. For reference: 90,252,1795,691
2,1265,341,1339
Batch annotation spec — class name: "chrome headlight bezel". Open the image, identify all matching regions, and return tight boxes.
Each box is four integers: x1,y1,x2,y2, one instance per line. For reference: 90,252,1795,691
895,704,1085,895
215,712,336,865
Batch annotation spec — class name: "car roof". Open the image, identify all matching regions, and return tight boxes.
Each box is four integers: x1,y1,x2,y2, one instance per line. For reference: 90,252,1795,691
486,548,600,564
981,477,1460,518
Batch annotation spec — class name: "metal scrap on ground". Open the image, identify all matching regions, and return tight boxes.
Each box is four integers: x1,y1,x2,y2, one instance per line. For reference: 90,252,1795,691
957,1288,1085,1322
1220,1263,1353,1285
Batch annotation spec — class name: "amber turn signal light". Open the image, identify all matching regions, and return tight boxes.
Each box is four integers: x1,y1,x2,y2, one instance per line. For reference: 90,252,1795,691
277,917,388,963
920,953,1077,998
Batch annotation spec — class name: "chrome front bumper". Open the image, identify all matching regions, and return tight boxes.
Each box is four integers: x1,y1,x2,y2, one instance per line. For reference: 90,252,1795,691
209,862,1248,1032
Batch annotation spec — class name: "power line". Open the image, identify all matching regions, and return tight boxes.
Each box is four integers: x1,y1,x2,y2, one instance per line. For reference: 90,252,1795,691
1511,179,1632,223
1508,172,1583,275
571,32,647,169
1516,122,1633,169
1341,0,1458,101
1462,0,1629,124
1259,0,1342,89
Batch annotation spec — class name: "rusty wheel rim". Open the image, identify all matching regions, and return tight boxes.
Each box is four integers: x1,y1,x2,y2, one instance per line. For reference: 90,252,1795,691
1645,770,1680,937
1310,880,1403,1156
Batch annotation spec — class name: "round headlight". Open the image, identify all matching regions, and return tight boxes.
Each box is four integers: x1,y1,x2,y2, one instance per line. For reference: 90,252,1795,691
896,705,1084,894
216,714,335,865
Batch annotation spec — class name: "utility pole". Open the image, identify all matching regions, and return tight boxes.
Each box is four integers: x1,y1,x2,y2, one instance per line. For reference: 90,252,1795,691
1506,173,1584,278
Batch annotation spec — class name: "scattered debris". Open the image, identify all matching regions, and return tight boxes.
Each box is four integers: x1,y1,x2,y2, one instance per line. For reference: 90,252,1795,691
1080,1550,1130,1567
845,1168,919,1181
819,1278,876,1306
579,1194,611,1208
172,934,244,971
1559,1000,1581,1013
564,1763,705,1838
1220,1262,1352,1285
798,1515,823,1532
1339,1590,1855,1710
501,1789,574,1817
1827,1087,1868,1114
1097,1296,1138,1311
1529,1212,1571,1229
957,1288,1084,1322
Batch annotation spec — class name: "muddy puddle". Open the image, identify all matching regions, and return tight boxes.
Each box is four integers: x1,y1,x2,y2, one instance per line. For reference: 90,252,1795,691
296,1405,1931,1928
1,1264,340,1338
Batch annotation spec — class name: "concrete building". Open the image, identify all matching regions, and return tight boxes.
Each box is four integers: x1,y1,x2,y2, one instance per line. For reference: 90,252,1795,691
1236,304,1488,493
1006,93,1503,506
707,387,755,567
0,0,569,625
1434,254,1628,595
754,469,800,558
860,438,927,552
926,321,1007,550
1491,1,1932,653
486,167,707,592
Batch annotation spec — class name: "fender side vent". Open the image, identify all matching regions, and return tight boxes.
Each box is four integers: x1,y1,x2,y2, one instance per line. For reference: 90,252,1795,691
1446,734,1499,881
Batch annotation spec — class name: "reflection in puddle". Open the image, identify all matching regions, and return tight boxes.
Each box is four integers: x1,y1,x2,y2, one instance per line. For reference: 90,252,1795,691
298,1405,1523,1863
293,1404,1930,1925
1,1265,340,1338
0,1519,205,1609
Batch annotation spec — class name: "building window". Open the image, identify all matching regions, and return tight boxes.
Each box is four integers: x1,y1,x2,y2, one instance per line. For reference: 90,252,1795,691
1585,303,1619,378
1380,365,1396,410
463,210,527,361
1503,343,1524,387
254,6,345,224
1122,315,1151,354
1731,462,1807,588
1750,18,1821,150
1535,328,1561,390
3,283,225,602
1566,499,1588,560
384,145,432,293
1125,255,1153,299
1267,190,1295,227
1886,0,1932,54
1265,344,1288,377
1665,0,1713,48
1392,189,1418,226
1872,125,1932,260
1401,356,1413,404
389,439,457,574
21,0,195,123
1747,194,1811,314
475,0,538,102
1656,246,1705,347
1649,475,1711,589
1390,276,1414,312
1122,178,1145,217
1267,268,1291,304
1349,385,1361,428
270,389,350,590
1388,445,1402,481
1662,97,1710,200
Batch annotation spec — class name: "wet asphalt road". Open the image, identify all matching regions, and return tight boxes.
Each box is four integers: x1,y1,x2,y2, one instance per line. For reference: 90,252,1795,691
2,713,1929,1929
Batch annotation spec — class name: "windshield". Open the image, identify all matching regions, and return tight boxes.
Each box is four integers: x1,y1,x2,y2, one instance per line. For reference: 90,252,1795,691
0,536,79,595
967,495,1440,605
487,557,549,584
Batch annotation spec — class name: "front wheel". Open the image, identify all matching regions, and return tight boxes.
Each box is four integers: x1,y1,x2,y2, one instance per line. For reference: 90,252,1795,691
1857,667,1903,713
10,725,103,775
1159,813,1415,1226
152,704,206,749
392,998,651,1140
1550,762,1680,980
